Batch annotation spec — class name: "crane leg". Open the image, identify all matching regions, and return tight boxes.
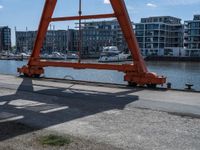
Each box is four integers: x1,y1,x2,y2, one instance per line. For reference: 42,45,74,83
110,0,165,86
18,0,57,77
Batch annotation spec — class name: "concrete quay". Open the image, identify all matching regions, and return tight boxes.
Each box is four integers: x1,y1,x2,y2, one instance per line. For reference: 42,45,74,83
0,74,200,149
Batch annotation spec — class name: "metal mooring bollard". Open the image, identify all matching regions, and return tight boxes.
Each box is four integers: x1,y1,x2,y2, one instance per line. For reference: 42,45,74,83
167,82,172,89
185,83,194,90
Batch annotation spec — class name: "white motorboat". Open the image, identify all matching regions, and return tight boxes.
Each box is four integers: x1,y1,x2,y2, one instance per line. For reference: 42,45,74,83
98,46,131,62
48,52,65,59
66,53,79,59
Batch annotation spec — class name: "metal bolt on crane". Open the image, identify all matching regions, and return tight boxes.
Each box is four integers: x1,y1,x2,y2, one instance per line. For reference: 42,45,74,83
18,0,166,87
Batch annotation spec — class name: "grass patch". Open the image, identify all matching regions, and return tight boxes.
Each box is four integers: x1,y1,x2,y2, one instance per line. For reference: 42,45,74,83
39,134,71,146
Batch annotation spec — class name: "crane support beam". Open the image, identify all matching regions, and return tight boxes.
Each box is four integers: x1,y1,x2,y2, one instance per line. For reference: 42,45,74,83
29,61,136,72
51,14,115,22
18,61,165,85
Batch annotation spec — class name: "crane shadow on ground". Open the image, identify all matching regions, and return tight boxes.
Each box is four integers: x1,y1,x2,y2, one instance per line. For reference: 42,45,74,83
0,77,141,141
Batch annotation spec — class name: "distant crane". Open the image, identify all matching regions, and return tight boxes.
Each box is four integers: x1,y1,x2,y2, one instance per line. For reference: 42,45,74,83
18,0,166,87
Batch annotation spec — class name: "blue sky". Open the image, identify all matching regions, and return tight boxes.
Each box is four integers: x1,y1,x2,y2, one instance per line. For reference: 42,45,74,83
0,0,200,45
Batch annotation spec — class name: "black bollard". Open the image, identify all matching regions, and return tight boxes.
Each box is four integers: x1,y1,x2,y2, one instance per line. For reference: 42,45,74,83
167,82,172,89
185,83,194,90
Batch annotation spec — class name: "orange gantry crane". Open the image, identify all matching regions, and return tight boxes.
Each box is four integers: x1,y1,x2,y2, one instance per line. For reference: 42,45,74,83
18,0,166,87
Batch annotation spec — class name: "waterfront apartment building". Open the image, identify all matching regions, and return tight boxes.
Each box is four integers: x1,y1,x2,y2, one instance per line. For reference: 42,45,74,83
16,30,74,54
184,15,200,57
135,16,184,57
16,31,37,53
16,20,127,58
0,26,11,52
73,20,127,58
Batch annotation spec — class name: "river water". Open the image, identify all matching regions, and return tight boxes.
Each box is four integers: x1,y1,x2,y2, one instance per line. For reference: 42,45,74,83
0,60,200,91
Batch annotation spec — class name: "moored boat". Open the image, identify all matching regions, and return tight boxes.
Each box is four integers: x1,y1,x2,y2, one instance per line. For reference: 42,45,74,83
98,46,131,62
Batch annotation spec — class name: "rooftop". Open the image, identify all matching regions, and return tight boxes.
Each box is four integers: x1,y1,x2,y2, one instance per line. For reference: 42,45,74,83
184,15,200,22
194,15,200,21
140,16,181,24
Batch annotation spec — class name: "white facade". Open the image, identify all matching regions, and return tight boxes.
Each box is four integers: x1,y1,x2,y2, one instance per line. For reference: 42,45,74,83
135,16,184,57
184,15,200,57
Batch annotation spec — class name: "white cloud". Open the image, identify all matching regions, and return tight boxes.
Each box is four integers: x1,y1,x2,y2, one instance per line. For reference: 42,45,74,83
104,0,110,4
146,3,157,8
0,5,3,9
